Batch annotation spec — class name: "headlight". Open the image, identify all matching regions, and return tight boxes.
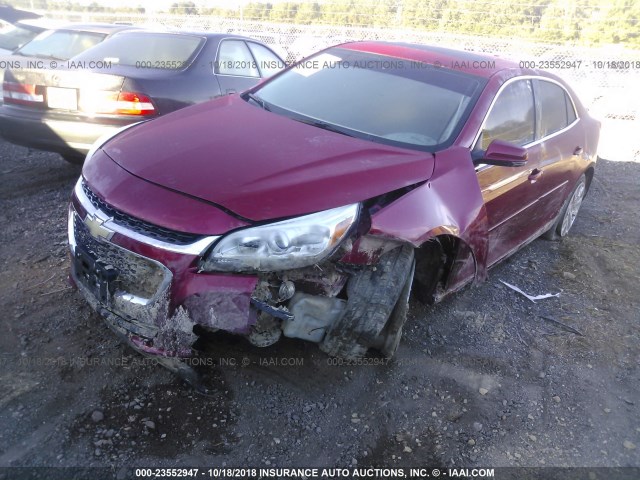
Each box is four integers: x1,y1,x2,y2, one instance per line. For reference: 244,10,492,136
201,203,360,272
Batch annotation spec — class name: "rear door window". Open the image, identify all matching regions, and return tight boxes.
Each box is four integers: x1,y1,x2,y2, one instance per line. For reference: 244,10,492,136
216,40,259,77
535,79,577,138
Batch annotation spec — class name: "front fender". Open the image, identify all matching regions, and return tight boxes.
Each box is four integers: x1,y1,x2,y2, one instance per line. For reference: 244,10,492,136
368,146,489,281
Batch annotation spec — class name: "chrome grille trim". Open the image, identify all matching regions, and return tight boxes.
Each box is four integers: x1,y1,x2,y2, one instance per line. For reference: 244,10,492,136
74,178,219,256
70,209,172,305
69,206,170,340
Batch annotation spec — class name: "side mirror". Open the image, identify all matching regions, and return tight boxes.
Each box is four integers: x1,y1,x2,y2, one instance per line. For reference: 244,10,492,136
480,139,528,167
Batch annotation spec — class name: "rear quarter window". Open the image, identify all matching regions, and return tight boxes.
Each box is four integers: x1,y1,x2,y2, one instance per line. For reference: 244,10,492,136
216,40,259,77
247,42,284,78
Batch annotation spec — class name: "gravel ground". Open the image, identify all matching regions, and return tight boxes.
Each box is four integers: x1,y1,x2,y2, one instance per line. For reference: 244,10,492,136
0,140,638,479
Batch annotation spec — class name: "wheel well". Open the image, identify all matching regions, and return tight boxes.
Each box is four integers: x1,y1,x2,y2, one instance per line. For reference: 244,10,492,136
413,234,462,304
584,165,595,193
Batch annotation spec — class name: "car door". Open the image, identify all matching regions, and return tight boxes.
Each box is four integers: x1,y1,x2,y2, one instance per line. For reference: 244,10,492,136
214,39,283,96
475,78,546,266
529,78,583,226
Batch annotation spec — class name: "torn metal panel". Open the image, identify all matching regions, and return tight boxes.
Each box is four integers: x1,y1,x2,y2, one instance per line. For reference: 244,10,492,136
339,235,403,265
183,291,257,334
369,146,489,286
278,262,348,297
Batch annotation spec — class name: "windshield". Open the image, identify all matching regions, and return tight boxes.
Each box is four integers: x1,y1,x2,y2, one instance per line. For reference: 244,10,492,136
17,29,105,60
253,47,486,151
0,23,40,51
73,32,204,70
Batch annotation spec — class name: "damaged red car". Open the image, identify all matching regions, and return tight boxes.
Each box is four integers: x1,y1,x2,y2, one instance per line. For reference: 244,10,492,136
68,42,600,378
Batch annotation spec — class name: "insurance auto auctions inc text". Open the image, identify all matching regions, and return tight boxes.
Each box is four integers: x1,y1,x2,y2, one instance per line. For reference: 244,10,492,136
198,467,495,478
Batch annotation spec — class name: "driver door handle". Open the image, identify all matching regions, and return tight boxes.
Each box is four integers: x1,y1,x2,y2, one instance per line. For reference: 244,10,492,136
528,168,543,183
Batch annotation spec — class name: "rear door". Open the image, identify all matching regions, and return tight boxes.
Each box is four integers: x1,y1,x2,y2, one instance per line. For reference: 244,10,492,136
529,78,583,224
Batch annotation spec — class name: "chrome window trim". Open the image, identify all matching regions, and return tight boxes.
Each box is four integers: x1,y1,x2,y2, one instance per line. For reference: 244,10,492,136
473,75,580,172
73,179,219,256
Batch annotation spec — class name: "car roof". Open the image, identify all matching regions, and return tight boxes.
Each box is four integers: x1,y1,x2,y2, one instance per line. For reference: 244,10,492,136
111,30,265,42
16,18,66,31
51,23,138,35
338,41,520,78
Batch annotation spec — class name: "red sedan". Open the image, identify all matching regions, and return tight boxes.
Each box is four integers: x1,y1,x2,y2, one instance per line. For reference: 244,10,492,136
68,41,600,385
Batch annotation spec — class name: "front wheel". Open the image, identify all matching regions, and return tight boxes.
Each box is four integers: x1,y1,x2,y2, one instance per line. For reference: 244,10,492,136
372,259,415,358
320,245,415,359
543,173,587,240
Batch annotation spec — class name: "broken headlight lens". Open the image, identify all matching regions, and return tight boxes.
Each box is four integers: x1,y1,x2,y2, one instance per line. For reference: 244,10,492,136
201,203,360,272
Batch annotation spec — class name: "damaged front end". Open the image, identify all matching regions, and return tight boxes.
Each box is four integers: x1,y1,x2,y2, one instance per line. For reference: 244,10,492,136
68,173,426,377
69,178,417,378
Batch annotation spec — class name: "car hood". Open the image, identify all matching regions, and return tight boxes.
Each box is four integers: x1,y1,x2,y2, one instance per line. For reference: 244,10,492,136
102,95,435,221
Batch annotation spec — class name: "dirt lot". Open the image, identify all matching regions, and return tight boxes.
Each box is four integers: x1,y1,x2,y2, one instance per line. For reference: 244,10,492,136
0,139,638,479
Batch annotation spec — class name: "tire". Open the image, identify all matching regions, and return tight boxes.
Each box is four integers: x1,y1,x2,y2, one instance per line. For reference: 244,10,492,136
61,152,85,165
374,259,415,358
319,244,415,359
543,173,587,240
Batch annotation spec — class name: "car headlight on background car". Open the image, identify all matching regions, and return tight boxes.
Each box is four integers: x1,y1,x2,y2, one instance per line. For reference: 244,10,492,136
201,203,360,272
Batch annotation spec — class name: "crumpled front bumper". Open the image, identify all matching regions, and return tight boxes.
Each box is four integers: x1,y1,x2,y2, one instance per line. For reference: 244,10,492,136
68,178,259,357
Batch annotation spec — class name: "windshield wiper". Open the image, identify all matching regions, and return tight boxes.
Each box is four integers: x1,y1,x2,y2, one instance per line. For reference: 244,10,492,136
296,118,356,138
28,53,66,61
243,92,270,111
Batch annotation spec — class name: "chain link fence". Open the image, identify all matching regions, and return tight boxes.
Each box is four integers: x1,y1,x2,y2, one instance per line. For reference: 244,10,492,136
41,10,640,161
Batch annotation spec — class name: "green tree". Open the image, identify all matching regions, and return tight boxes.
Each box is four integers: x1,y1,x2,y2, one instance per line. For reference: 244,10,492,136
582,0,640,46
86,2,104,13
295,2,321,24
169,1,198,15
271,2,298,22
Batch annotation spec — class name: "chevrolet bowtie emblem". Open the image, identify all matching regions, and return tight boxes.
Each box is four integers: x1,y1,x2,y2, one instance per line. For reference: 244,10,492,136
84,213,115,240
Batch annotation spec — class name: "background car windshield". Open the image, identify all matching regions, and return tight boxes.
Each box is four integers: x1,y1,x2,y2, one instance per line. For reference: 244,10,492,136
74,33,203,69
17,29,105,60
0,23,39,51
256,47,485,150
